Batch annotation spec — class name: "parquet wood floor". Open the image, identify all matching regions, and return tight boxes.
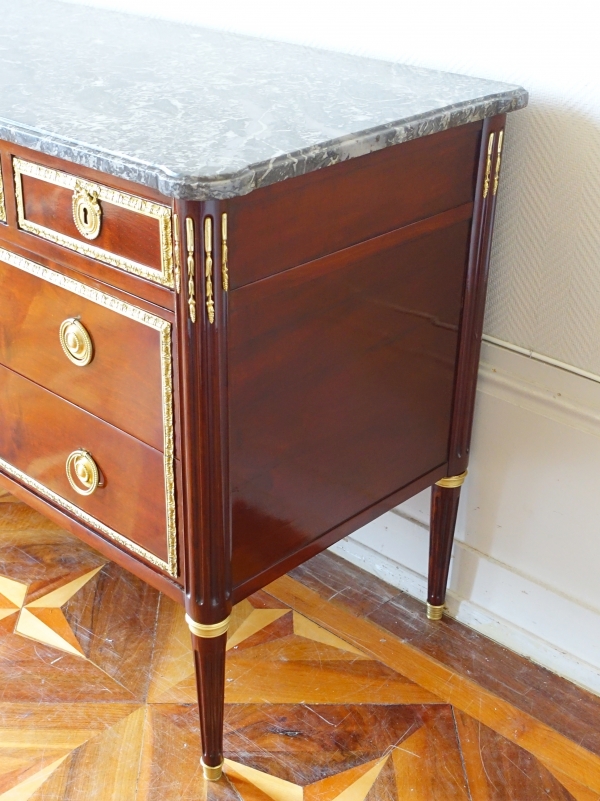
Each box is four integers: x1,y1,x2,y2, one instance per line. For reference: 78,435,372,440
0,487,599,800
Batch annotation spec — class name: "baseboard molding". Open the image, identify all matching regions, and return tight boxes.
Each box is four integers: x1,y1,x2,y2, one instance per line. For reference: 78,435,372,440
478,347,600,439
328,339,600,697
330,528,600,696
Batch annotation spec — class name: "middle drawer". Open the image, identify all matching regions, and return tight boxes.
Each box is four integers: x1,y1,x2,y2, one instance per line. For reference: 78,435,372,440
0,246,168,452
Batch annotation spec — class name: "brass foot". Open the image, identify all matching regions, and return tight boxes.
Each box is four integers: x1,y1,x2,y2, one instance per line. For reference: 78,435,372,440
201,758,224,781
426,603,445,621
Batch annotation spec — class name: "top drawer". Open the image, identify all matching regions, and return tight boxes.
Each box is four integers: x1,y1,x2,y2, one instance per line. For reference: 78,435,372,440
13,159,175,289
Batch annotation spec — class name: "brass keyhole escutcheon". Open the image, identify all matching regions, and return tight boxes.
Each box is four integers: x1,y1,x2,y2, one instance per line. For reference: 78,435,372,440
72,180,102,239
66,449,101,496
59,318,94,366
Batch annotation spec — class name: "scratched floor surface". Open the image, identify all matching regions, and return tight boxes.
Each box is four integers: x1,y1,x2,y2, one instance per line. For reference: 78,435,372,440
0,487,599,800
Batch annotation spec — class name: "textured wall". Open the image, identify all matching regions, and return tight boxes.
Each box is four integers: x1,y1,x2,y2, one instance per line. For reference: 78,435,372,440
63,0,600,374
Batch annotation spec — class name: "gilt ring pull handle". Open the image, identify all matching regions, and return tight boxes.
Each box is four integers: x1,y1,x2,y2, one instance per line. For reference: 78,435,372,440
59,318,93,366
72,180,102,240
66,449,101,496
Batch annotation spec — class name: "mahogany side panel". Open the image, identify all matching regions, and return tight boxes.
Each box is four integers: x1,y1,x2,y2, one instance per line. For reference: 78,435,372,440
232,462,447,603
0,363,169,562
228,122,481,288
229,206,473,593
0,256,165,451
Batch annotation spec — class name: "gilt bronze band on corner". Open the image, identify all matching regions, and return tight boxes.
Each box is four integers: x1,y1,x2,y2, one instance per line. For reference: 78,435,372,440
426,603,445,621
185,613,231,639
0,159,7,223
204,216,215,324
435,470,468,489
493,130,504,196
185,217,197,322
201,758,224,781
221,213,229,292
482,132,495,198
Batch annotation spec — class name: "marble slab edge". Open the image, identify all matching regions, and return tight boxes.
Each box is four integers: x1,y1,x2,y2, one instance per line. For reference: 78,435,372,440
0,87,527,201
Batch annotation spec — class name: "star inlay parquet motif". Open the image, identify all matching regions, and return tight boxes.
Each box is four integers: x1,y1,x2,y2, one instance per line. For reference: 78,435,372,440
0,488,599,800
0,567,103,658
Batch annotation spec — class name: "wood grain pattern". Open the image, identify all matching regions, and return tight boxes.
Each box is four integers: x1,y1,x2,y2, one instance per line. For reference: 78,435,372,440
447,115,506,476
428,483,462,606
291,551,600,761
266,573,600,795
0,144,175,311
0,493,598,800
0,116,522,779
454,711,577,800
0,363,169,562
229,207,472,593
20,172,165,275
0,468,185,599
0,256,165,450
228,122,481,288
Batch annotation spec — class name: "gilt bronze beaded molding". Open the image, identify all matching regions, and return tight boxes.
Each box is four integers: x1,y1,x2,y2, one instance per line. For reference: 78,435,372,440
0,160,6,223
13,159,174,288
0,246,178,577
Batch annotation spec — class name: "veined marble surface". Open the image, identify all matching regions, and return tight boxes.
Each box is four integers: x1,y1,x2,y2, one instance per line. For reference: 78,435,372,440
0,0,527,199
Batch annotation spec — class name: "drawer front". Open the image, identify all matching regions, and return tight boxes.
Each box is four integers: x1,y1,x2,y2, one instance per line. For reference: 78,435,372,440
13,158,175,288
0,247,169,453
0,363,177,575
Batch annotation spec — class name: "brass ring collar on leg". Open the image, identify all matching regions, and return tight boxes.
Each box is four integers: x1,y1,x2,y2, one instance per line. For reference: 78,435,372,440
435,470,468,489
201,758,224,781
426,603,445,621
185,613,231,639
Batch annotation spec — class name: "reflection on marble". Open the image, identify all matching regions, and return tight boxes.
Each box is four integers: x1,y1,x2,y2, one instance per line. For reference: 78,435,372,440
0,0,527,199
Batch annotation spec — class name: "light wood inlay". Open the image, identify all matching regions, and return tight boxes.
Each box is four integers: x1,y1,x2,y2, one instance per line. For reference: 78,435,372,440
0,493,598,800
267,574,600,796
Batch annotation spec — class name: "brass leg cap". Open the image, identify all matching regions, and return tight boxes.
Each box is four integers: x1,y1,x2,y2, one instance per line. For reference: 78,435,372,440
426,603,445,621
201,758,223,781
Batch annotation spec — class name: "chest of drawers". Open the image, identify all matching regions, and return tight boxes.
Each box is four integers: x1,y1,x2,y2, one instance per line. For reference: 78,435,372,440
0,1,527,784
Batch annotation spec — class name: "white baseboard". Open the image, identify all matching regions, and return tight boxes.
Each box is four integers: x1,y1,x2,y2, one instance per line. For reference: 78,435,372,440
329,339,600,697
330,520,600,696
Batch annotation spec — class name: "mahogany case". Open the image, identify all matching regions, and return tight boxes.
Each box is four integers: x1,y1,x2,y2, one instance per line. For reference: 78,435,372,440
0,113,507,772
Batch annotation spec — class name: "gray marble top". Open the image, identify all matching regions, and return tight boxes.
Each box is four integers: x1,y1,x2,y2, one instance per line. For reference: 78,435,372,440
0,0,527,200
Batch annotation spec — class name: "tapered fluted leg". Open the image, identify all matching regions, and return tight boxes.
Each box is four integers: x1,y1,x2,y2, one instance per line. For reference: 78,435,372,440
191,631,227,781
427,473,466,620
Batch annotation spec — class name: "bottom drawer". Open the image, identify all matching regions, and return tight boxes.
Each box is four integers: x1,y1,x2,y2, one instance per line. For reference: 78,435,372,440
0,363,176,575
